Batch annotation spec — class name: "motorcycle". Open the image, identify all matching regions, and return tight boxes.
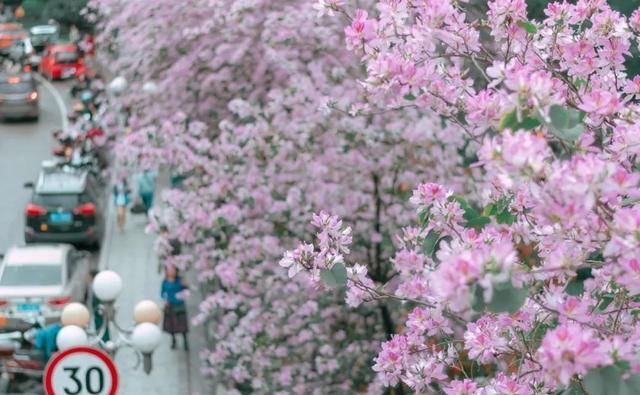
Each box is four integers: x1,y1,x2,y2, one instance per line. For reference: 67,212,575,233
0,318,46,394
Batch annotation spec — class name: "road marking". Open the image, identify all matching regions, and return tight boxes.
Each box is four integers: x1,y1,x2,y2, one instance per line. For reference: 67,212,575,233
33,73,68,130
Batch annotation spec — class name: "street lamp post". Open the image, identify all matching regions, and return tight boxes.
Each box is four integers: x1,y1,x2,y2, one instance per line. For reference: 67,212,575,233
57,270,163,374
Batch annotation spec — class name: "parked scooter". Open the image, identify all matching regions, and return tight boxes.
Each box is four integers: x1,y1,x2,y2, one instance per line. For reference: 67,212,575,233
0,318,46,394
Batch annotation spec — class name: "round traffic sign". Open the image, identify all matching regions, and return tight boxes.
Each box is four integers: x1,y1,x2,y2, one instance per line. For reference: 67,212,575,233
44,346,118,395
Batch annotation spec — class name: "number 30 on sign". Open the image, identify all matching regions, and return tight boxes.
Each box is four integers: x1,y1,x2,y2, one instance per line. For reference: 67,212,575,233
44,346,119,395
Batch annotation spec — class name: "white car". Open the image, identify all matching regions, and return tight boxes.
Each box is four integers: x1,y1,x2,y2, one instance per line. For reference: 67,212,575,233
0,245,90,326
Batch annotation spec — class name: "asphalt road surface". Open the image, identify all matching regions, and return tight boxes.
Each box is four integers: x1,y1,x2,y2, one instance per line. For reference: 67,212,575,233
0,78,71,253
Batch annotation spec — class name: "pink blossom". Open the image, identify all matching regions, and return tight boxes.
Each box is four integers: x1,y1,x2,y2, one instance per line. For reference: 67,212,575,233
537,324,612,385
344,9,377,50
578,90,621,115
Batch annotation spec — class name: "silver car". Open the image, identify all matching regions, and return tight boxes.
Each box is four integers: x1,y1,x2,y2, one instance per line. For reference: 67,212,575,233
0,73,39,121
0,244,90,326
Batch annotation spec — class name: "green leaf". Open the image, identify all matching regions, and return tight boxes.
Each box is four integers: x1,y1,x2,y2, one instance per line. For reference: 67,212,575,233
482,203,497,217
561,381,583,395
620,374,640,395
517,20,538,34
469,283,486,312
565,277,585,296
498,110,541,131
453,196,491,230
548,105,586,142
320,262,348,288
466,216,491,229
404,93,416,101
583,366,623,395
576,267,593,280
344,131,357,142
422,230,440,258
496,209,515,225
597,294,615,311
487,282,529,313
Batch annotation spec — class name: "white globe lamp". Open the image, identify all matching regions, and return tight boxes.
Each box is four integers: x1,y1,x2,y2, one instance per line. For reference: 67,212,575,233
92,270,123,302
61,303,90,327
56,325,88,351
108,76,128,95
133,300,162,324
142,81,158,95
131,323,162,354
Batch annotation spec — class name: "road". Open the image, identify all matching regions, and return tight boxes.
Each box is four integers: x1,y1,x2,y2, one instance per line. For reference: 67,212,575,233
0,77,210,394
0,79,71,253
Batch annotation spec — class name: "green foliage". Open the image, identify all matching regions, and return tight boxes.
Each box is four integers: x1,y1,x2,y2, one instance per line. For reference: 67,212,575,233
40,0,91,30
21,0,46,18
453,196,491,230
483,197,516,225
422,230,440,258
498,110,541,131
583,365,640,395
470,281,529,314
546,105,585,142
565,267,593,296
517,20,538,34
320,262,348,288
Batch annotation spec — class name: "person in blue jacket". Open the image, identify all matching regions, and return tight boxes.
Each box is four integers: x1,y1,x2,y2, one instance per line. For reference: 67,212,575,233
161,265,189,350
34,322,61,363
113,177,131,232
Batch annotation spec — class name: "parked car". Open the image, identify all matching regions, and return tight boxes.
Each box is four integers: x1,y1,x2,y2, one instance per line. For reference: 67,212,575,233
24,161,105,247
0,23,25,57
0,72,39,121
0,244,90,325
39,43,84,80
29,25,59,54
7,37,37,70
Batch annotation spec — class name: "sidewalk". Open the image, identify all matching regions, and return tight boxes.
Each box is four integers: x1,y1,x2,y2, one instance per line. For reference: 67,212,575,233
98,201,209,394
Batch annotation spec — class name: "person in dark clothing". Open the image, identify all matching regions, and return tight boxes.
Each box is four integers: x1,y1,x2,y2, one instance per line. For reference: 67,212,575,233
161,265,189,350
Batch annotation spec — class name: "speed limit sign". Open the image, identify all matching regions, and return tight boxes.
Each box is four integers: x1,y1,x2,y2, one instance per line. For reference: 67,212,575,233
44,346,119,395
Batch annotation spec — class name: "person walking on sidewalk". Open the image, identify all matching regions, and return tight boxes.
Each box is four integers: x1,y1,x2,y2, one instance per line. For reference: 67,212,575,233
113,177,131,232
136,168,157,215
161,264,189,350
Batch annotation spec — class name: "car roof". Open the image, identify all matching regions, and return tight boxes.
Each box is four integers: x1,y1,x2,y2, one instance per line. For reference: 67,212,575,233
30,25,58,35
0,73,33,83
0,23,22,32
49,43,77,52
36,168,88,194
3,245,68,266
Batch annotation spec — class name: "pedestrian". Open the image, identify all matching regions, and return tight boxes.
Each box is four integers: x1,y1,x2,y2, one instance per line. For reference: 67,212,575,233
136,168,157,215
33,322,61,363
69,24,80,44
161,264,189,350
112,177,131,232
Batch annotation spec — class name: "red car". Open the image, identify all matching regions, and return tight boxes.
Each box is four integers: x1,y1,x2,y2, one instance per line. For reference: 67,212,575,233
39,43,85,80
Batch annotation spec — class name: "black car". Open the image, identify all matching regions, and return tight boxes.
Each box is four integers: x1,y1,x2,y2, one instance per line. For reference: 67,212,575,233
24,161,105,248
0,73,39,121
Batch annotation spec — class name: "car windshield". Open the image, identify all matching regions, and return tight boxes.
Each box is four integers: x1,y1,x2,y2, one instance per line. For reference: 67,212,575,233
54,51,77,63
33,194,80,209
0,82,31,94
0,265,62,286
31,34,54,46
